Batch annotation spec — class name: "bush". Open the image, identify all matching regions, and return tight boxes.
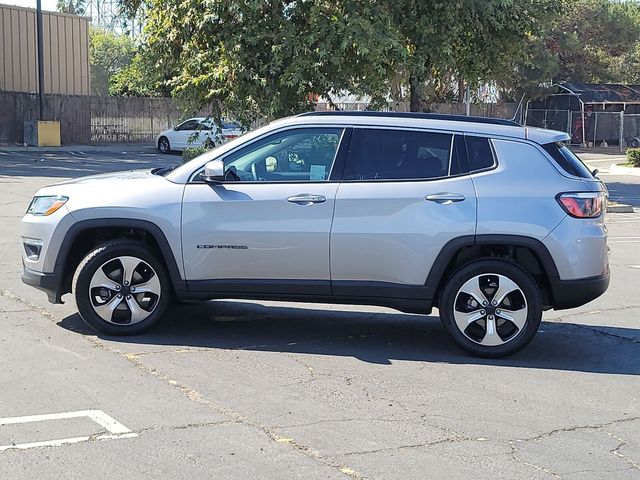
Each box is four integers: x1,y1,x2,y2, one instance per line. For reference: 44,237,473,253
181,146,211,163
626,148,640,167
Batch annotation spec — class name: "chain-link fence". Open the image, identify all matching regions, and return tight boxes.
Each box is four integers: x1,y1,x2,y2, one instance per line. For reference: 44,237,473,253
525,108,640,151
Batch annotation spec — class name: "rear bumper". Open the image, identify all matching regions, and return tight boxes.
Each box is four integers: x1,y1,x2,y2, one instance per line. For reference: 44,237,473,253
551,273,610,310
21,266,63,304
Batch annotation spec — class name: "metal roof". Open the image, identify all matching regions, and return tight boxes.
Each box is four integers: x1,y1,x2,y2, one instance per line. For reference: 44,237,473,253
300,111,521,127
558,82,640,103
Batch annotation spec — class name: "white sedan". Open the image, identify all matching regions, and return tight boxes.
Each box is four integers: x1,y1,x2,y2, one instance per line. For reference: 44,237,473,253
156,118,243,153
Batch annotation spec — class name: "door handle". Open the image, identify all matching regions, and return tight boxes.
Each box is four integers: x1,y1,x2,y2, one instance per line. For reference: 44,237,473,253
425,193,466,204
287,194,327,205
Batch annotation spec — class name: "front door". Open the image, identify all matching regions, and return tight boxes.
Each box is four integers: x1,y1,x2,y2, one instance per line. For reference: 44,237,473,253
182,127,346,295
330,127,477,298
170,119,200,150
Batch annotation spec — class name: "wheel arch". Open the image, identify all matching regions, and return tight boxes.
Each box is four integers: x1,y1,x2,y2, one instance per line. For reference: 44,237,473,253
426,235,560,308
56,218,186,300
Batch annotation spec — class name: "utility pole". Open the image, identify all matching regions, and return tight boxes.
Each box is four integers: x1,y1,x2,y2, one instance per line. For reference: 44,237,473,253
36,0,45,119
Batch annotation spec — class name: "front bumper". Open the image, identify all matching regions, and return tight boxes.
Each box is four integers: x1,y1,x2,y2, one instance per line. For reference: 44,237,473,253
21,265,63,304
550,273,610,310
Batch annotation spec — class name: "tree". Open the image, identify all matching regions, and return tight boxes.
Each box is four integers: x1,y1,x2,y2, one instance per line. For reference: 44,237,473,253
383,0,563,111
89,27,136,95
545,0,640,83
57,0,86,15
129,0,400,122
109,53,171,97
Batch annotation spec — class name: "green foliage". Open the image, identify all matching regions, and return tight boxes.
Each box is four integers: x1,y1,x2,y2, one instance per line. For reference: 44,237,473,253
548,0,640,83
610,41,640,85
135,0,400,121
182,145,213,163
626,148,640,167
118,0,640,111
109,54,171,97
57,0,85,15
385,0,562,109
89,27,137,96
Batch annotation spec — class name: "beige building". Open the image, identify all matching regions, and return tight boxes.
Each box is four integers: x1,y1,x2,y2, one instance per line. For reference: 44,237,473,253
0,3,90,95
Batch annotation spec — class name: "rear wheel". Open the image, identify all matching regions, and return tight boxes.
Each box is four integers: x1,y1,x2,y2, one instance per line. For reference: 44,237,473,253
73,241,171,335
439,259,542,357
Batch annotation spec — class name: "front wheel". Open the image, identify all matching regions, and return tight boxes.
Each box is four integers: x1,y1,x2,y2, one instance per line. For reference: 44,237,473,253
73,240,171,335
439,259,542,358
158,136,171,154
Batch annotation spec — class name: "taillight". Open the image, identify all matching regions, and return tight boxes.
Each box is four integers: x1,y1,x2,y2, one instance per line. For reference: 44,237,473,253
557,192,606,218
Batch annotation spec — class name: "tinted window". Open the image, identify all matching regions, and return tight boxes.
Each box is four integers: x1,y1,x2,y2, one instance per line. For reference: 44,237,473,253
542,142,593,178
466,136,495,171
176,120,199,131
450,135,466,176
344,129,452,180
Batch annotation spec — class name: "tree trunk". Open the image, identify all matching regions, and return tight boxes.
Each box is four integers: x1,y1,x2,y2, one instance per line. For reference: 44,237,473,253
409,75,423,112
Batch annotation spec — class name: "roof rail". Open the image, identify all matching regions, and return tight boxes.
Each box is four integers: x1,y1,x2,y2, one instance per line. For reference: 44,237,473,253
298,111,522,127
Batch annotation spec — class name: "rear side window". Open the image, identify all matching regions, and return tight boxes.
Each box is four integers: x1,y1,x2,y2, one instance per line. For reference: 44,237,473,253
466,136,495,172
542,142,593,178
344,128,453,180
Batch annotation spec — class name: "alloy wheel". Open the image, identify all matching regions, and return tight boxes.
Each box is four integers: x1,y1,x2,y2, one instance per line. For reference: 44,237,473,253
88,255,161,325
453,273,528,347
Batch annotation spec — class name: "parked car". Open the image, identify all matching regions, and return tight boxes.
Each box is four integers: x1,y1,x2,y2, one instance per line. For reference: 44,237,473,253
156,117,243,153
22,112,609,357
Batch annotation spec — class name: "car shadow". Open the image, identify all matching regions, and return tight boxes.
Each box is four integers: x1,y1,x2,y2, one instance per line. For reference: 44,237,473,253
0,151,180,178
57,300,640,375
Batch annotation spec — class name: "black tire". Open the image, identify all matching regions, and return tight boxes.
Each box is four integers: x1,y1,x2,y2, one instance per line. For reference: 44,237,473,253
158,136,171,154
438,259,542,358
630,138,640,148
73,240,171,335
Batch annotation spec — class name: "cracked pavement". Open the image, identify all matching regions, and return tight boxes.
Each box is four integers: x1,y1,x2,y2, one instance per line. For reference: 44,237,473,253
0,150,639,479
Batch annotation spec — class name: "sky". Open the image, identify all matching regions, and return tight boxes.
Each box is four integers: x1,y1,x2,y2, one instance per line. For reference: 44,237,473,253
3,0,60,12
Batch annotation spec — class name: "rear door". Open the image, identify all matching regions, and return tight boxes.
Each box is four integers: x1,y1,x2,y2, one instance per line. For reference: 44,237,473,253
330,127,477,298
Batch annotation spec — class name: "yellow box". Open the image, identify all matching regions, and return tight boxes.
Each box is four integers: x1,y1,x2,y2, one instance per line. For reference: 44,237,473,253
37,121,61,146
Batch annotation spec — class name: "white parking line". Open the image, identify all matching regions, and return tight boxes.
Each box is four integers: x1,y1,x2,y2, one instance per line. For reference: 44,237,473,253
0,410,137,452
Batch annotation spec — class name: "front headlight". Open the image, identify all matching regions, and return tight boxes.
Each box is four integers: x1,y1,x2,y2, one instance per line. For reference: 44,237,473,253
26,196,69,216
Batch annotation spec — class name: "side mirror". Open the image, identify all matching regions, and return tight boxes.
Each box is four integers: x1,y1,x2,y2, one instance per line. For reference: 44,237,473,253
203,159,225,183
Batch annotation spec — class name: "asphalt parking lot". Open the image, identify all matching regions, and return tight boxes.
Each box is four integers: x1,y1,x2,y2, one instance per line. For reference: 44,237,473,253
0,147,639,479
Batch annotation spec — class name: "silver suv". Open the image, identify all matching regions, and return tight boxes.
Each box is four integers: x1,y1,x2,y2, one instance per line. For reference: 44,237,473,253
21,112,609,357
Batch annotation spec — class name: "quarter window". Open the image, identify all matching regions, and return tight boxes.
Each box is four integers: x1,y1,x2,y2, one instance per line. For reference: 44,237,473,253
343,128,454,180
466,136,495,172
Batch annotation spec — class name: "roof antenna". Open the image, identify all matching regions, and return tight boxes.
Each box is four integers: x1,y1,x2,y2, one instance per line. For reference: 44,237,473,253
511,94,526,124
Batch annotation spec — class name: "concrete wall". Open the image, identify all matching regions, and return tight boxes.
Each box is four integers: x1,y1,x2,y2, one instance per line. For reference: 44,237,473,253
0,91,91,144
0,4,90,95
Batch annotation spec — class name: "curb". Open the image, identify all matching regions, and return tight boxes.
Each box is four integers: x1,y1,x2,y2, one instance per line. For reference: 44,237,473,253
607,203,635,213
609,163,640,176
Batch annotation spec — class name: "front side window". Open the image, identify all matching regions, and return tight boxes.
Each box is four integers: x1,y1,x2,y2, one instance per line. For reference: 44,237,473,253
343,128,453,180
219,128,343,182
175,120,199,131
